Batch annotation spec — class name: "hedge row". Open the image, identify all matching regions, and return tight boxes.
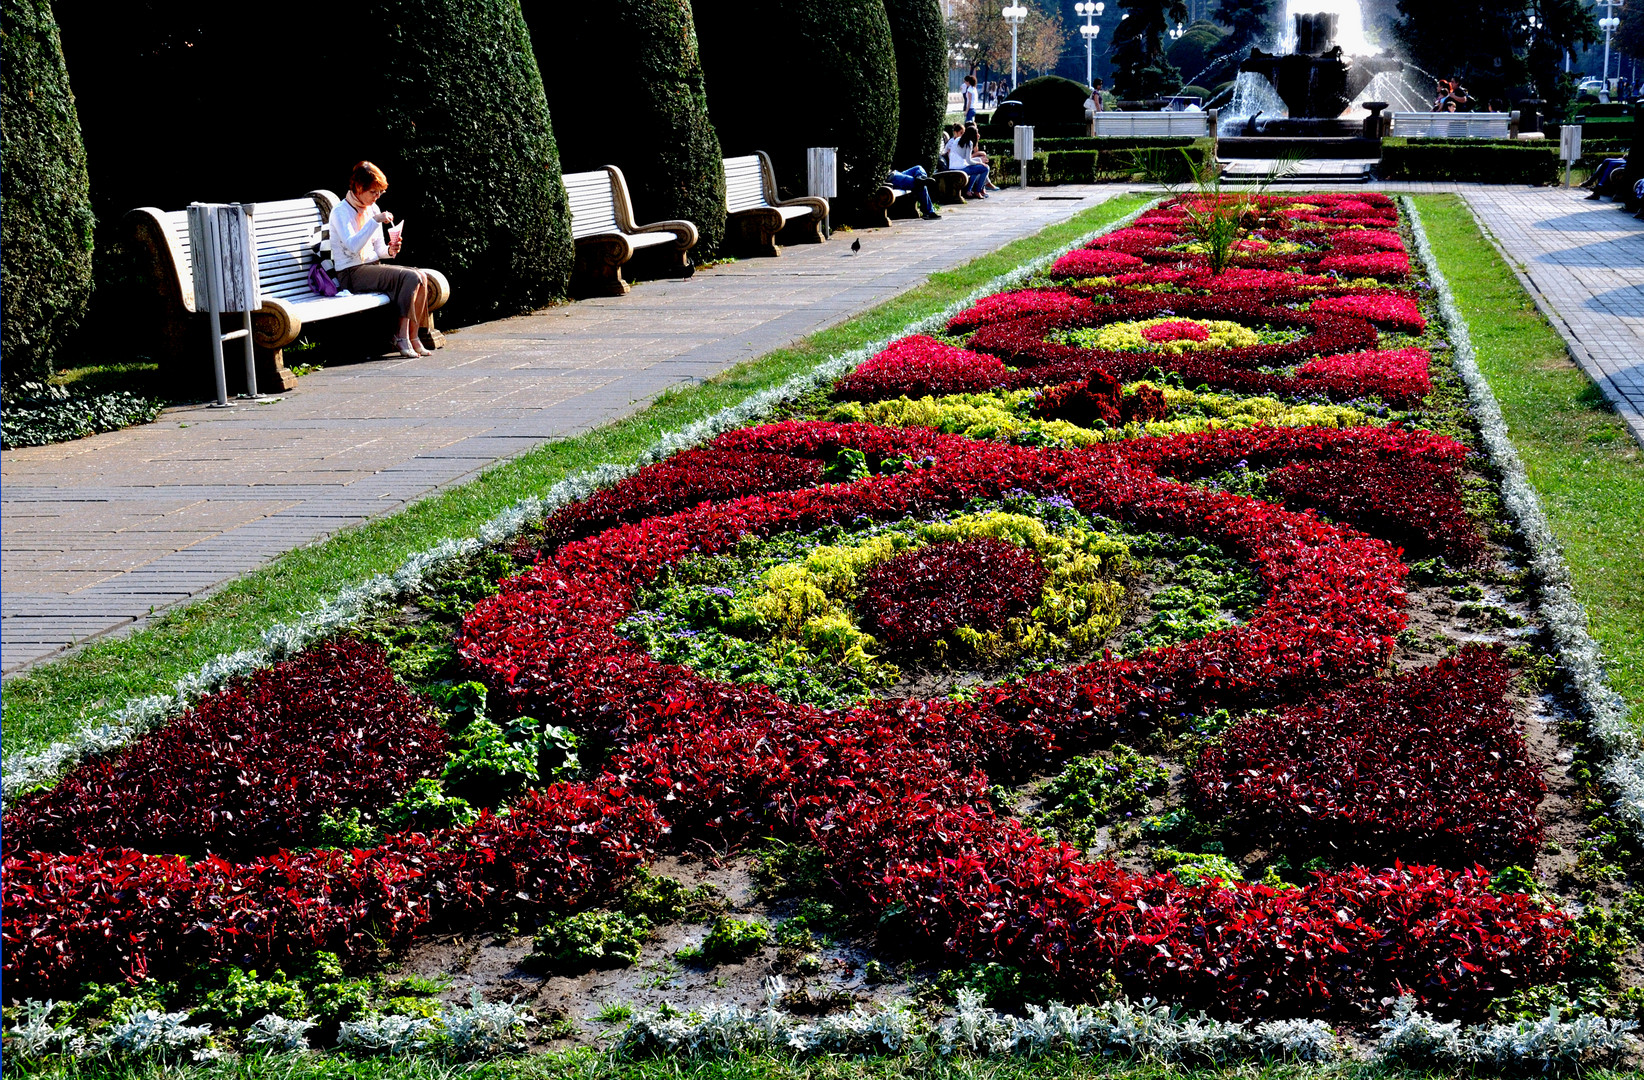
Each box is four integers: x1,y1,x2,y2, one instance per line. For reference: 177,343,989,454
529,0,727,259
997,140,1217,185
695,0,899,213
885,0,948,173
1378,138,1561,185
1,0,96,388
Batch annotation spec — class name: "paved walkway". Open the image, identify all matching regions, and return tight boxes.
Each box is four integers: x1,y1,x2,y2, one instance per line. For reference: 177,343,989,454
1456,186,1644,449
0,186,1121,674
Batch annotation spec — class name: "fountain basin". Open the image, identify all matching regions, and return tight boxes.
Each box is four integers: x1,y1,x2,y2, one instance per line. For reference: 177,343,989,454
1238,12,1402,121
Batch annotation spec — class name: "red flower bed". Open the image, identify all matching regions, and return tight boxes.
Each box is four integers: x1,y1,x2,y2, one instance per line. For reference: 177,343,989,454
1192,647,1545,864
947,288,1098,333
1143,319,1211,343
1319,251,1412,280
1048,248,1148,278
1308,294,1427,334
857,538,1048,655
833,335,1008,400
3,781,663,995
2,641,447,860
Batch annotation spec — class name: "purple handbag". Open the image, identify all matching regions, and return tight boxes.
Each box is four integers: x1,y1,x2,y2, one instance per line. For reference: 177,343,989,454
308,223,339,296
307,260,339,297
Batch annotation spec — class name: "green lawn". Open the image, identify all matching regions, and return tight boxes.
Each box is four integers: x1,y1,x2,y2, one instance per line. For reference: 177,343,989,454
1412,195,1644,734
0,196,1150,760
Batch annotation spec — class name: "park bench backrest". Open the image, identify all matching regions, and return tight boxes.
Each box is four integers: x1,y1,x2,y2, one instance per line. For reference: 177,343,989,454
1091,112,1210,137
1392,112,1512,138
724,155,773,214
154,195,334,306
564,170,621,239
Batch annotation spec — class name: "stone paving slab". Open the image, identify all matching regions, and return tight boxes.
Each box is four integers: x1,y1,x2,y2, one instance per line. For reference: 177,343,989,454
1456,187,1644,450
1,186,1121,674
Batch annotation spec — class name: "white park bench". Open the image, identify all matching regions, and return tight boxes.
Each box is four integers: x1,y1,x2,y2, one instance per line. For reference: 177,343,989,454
1392,112,1514,138
564,166,699,297
1091,112,1213,137
126,191,450,395
723,152,829,256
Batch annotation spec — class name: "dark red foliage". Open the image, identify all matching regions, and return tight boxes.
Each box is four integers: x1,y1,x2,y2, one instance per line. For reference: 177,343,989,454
1122,383,1169,422
1031,372,1124,426
857,538,1048,655
537,449,826,549
2,779,661,995
2,641,447,860
1192,647,1545,865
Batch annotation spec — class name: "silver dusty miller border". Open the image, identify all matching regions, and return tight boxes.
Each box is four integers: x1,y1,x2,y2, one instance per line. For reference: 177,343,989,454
2,198,1160,801
1401,194,1644,835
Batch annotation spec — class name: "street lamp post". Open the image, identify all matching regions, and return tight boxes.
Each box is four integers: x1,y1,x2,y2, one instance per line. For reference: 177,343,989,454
1002,4,1028,91
1169,22,1185,43
1075,2,1105,88
1600,0,1620,94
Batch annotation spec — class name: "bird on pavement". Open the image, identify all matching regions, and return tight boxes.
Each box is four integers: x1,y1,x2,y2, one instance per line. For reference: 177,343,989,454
851,237,862,254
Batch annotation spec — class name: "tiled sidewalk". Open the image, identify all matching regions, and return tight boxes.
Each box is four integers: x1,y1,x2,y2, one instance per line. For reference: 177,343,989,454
1456,187,1644,449
1,187,1121,674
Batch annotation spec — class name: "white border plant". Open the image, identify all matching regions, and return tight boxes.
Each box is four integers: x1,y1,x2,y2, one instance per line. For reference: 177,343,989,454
1403,196,1644,835
2,199,1157,802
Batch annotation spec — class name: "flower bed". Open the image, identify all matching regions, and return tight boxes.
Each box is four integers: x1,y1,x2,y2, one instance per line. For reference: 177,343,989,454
7,192,1635,1053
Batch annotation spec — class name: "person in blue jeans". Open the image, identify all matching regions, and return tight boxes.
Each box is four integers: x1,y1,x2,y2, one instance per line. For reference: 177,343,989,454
887,165,939,218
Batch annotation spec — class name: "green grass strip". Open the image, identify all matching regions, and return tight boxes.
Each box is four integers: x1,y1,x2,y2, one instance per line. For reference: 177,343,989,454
1412,194,1644,734
0,196,1150,758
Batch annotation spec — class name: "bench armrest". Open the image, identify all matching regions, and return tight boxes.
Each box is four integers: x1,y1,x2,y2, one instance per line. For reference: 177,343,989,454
630,218,699,249
773,194,828,220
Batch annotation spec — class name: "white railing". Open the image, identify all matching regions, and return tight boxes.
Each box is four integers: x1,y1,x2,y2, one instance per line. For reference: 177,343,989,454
1392,112,1513,139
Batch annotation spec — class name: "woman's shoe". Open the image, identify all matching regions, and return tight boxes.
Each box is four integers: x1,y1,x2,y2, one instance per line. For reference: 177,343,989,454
395,337,420,358
415,340,433,356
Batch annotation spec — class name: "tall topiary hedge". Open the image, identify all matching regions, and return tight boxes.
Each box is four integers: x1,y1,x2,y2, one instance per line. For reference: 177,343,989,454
525,0,726,258
693,0,899,213
883,0,949,173
2,0,96,389
55,0,572,330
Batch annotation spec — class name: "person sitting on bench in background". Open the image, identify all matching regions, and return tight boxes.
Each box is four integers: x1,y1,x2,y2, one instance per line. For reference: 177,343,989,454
887,165,939,220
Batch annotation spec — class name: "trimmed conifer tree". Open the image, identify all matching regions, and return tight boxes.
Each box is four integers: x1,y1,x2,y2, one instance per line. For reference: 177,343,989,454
2,0,96,388
884,0,950,173
693,0,899,213
525,0,727,258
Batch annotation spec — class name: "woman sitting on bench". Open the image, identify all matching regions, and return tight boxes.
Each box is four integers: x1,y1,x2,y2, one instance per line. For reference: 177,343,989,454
330,160,435,358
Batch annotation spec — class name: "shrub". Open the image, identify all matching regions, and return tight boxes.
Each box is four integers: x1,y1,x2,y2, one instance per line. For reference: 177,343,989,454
1007,75,1092,126
0,382,163,448
1378,138,1561,185
884,0,949,172
1,0,96,387
527,0,727,258
694,0,898,213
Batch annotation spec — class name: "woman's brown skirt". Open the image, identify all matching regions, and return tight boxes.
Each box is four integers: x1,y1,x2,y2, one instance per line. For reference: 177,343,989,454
336,263,423,318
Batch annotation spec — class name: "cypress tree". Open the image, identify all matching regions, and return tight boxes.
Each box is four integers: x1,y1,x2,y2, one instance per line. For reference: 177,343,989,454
2,0,96,388
884,0,950,173
525,0,727,258
693,0,899,213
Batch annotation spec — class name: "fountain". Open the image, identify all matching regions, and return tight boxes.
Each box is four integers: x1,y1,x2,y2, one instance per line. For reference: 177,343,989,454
1236,12,1403,135
1215,7,1405,172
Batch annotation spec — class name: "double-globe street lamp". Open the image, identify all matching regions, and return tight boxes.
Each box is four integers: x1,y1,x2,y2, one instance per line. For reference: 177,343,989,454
1599,0,1621,93
1075,2,1105,88
1002,4,1028,91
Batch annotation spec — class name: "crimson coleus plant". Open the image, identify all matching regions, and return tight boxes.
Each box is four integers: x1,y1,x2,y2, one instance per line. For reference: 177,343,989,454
1192,646,1545,865
2,641,448,860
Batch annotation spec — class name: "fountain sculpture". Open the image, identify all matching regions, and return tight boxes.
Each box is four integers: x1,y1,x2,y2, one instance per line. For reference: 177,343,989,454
1237,12,1403,134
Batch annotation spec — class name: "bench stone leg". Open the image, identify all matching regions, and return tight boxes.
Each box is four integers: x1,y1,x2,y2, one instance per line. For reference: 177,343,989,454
888,191,920,219
248,343,298,393
728,208,784,257
855,186,895,228
933,171,968,205
776,214,826,246
571,237,631,297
